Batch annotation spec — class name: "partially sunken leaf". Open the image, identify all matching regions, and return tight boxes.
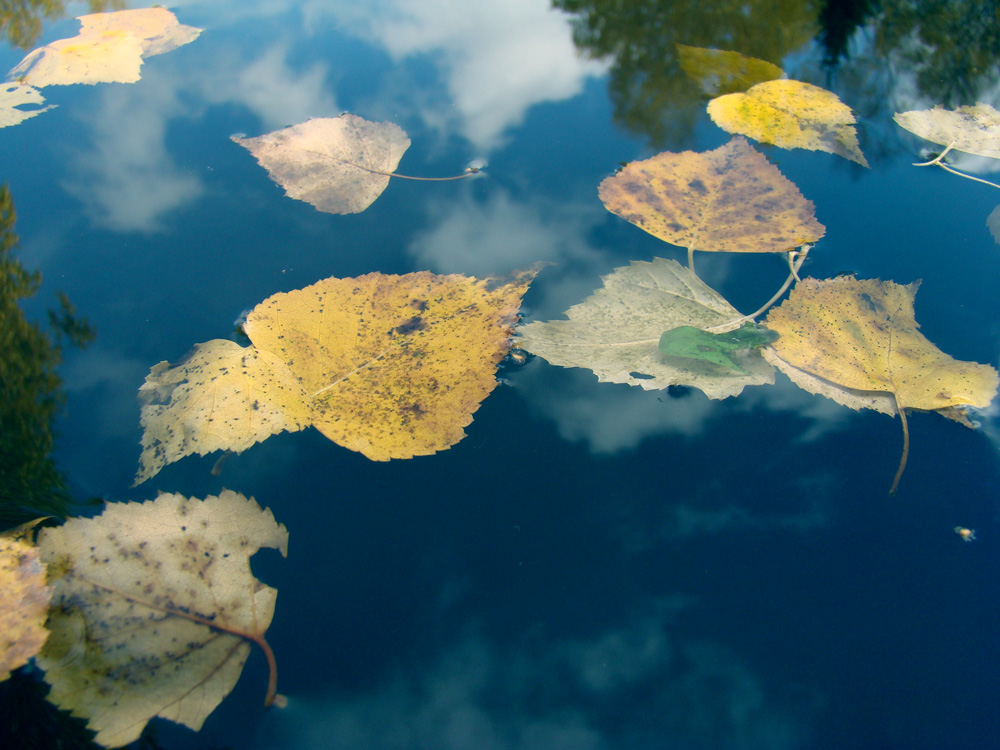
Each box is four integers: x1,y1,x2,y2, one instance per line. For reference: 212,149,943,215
38,491,288,748
6,8,201,86
0,82,54,127
763,277,998,492
137,270,534,480
136,341,310,485
894,103,1000,159
707,80,868,166
0,520,51,681
987,204,1000,247
676,45,784,97
517,258,774,399
659,322,779,374
599,137,825,253
232,115,411,214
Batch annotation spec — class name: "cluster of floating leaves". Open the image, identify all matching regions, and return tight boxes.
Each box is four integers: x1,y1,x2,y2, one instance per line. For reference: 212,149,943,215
4,34,1000,750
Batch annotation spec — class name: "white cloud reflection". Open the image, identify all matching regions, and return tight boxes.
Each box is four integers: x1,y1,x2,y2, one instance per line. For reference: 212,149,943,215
257,602,814,750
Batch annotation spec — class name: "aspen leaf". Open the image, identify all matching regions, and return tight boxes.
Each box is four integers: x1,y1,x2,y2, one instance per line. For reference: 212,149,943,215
676,45,784,97
0,520,51,681
37,491,288,748
763,276,999,492
517,258,774,399
0,82,54,127
598,138,825,253
707,80,868,166
893,103,1000,160
6,8,201,86
232,115,411,215
137,270,535,481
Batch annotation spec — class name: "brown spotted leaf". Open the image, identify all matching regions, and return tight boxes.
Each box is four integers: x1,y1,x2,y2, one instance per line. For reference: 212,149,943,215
38,491,288,748
598,137,825,253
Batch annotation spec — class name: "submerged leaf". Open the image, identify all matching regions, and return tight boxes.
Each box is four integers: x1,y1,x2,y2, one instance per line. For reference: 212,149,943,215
232,115,411,214
517,258,774,399
0,520,51,681
659,322,779,374
6,8,201,86
707,80,868,166
137,270,535,481
38,491,288,748
0,82,54,127
598,138,824,253
676,45,784,97
894,103,1000,159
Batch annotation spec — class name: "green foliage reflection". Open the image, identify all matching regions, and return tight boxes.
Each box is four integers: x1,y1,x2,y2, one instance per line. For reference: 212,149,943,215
0,0,123,49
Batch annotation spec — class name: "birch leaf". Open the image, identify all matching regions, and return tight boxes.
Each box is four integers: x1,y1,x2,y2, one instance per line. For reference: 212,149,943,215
894,103,1000,159
232,115,411,215
676,45,784,97
707,80,868,166
38,491,288,748
598,137,825,253
136,269,535,481
0,520,51,681
763,276,998,492
6,8,201,86
517,258,774,399
0,82,53,127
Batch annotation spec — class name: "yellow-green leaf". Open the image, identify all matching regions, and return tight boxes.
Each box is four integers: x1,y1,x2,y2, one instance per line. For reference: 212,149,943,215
38,491,287,748
598,137,825,253
0,520,51,681
707,79,868,166
676,44,784,97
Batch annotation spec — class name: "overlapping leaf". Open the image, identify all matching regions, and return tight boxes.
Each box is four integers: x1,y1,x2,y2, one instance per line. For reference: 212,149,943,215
894,103,1000,159
517,258,774,399
707,80,868,166
38,491,287,748
137,269,535,482
0,520,51,681
599,137,825,253
676,45,784,97
232,115,411,214
6,8,201,86
763,276,998,491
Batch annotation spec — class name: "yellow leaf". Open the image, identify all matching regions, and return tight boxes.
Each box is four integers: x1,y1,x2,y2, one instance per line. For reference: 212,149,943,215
38,491,288,748
233,115,411,215
763,276,998,492
676,45,784,97
707,80,868,167
6,8,201,86
598,137,825,253
136,270,535,481
0,82,54,127
135,341,310,486
0,520,51,682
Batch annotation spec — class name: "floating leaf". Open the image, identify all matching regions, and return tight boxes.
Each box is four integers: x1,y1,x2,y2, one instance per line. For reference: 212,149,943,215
137,270,535,482
0,520,51,681
38,491,288,748
763,276,999,492
6,8,201,86
0,82,54,127
707,80,868,166
659,322,779,374
598,137,825,254
517,258,774,399
232,115,411,215
894,103,1000,160
676,45,784,97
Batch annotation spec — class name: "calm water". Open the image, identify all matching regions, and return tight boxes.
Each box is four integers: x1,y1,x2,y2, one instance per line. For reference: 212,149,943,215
3,1,1000,749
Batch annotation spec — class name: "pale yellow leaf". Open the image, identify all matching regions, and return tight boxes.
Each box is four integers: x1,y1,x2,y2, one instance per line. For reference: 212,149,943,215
894,103,1000,159
0,82,54,127
38,491,288,748
0,521,51,681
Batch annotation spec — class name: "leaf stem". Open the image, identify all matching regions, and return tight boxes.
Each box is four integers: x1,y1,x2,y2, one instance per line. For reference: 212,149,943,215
687,247,696,273
912,140,1000,189
704,245,811,333
889,393,910,495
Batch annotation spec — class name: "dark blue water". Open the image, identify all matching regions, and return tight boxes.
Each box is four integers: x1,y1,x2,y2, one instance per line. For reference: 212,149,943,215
3,2,1000,749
